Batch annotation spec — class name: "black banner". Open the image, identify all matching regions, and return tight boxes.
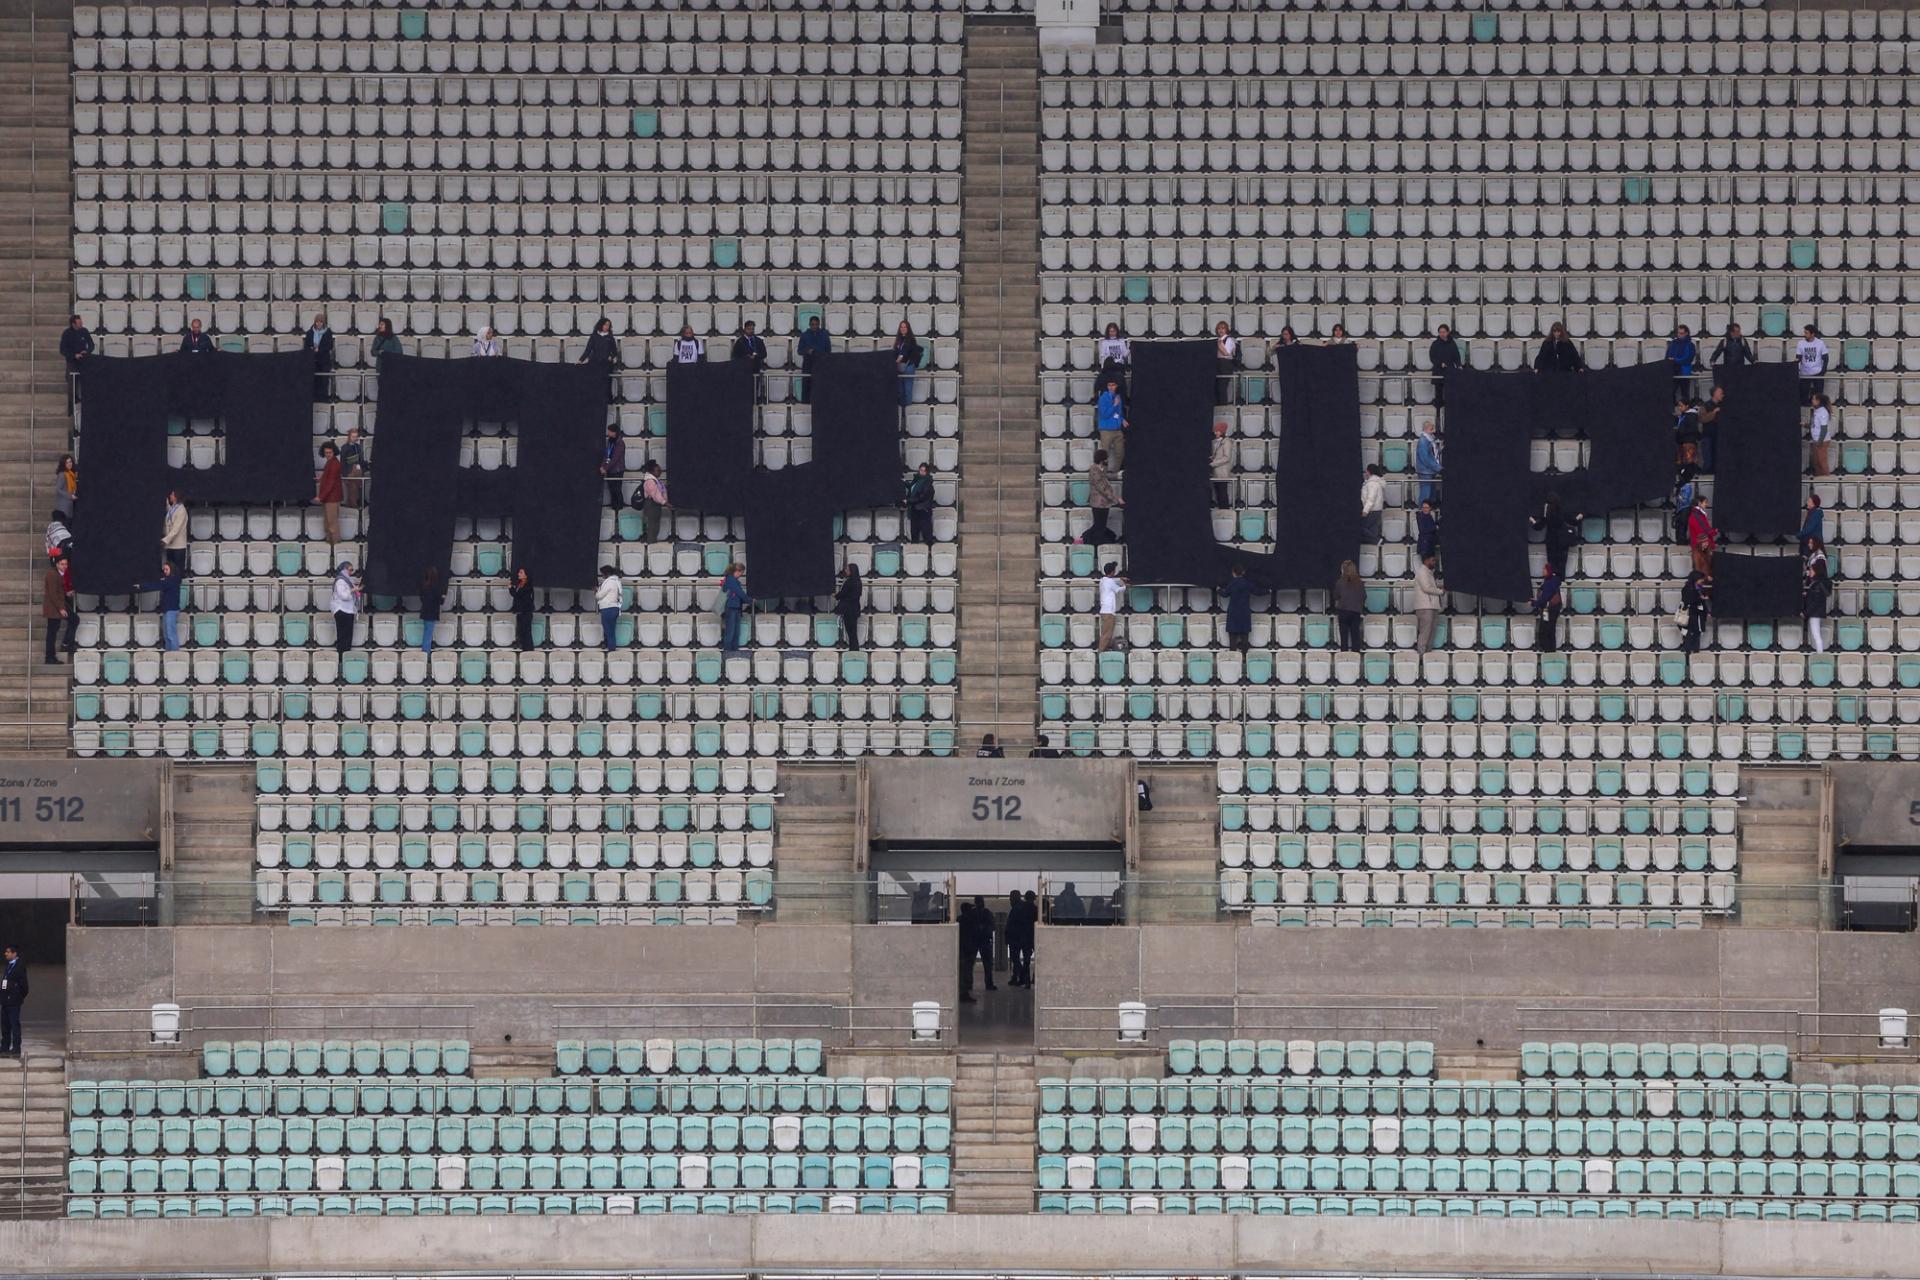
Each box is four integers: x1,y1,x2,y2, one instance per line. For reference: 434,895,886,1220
1442,368,1537,602
1715,362,1803,537
664,361,755,514
810,349,903,511
72,357,171,594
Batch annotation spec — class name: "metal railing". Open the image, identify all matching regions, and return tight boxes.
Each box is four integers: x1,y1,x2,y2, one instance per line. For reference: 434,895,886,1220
1520,1005,1920,1062
68,999,475,1053
1039,998,1440,1052
554,998,947,1048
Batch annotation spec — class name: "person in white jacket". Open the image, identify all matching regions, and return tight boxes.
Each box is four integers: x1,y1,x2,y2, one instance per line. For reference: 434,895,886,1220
595,565,623,653
330,563,360,654
472,327,502,357
1210,421,1233,509
1411,555,1444,653
1359,464,1386,544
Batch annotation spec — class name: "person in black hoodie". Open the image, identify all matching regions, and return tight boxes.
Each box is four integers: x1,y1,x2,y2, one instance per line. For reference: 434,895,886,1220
509,567,536,652
730,321,768,401
60,314,94,411
833,563,864,650
580,316,621,372
1533,323,1585,373
303,313,335,402
418,566,445,657
1530,493,1582,574
0,946,25,1057
957,901,979,1004
904,463,935,546
1710,323,1755,384
893,321,923,408
1005,890,1035,987
1428,323,1462,407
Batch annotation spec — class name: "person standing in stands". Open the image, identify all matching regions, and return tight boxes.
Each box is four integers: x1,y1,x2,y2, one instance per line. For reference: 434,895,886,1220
1220,562,1252,654
595,564,623,653
1097,322,1130,392
1416,498,1440,565
369,317,403,361
51,454,77,523
1796,324,1830,405
340,425,369,509
329,563,360,653
730,320,768,401
472,326,502,358
1267,325,1299,371
1210,421,1233,509
508,567,536,652
1428,324,1462,409
976,734,1005,759
60,314,93,411
303,312,334,402
1213,320,1239,406
1325,322,1352,346
719,562,749,656
418,567,444,657
1082,449,1121,548
1531,564,1564,654
1052,882,1085,925
134,561,183,652
580,316,620,372
1411,555,1444,655
893,321,924,409
794,316,830,404
1096,373,1127,472
1804,535,1829,585
1029,735,1060,760
1804,554,1832,654
1095,562,1127,654
44,511,72,563
833,562,864,650
1687,492,1718,577
1798,493,1824,557
1533,322,1584,373
1711,322,1755,381
1005,890,1034,988
673,324,704,364
1665,323,1698,400
1358,464,1385,544
968,895,997,993
179,318,215,355
1808,391,1833,477
1530,493,1581,579
161,489,188,573
600,424,626,515
905,462,935,547
1414,421,1442,505
957,900,980,1004
1680,567,1712,655
1696,384,1727,474
637,460,670,542
42,554,75,666
315,442,344,545
0,946,26,1059
1333,559,1366,653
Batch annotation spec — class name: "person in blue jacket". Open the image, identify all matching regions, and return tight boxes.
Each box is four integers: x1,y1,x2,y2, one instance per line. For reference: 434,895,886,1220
720,563,750,655
1096,373,1128,471
1665,324,1698,400
1531,564,1564,654
1220,563,1253,653
1797,493,1824,558
795,316,831,404
134,560,184,652
1414,421,1442,505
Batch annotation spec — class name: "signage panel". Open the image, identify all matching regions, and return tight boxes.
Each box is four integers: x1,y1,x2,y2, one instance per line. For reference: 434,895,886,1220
867,758,1131,847
0,760,164,846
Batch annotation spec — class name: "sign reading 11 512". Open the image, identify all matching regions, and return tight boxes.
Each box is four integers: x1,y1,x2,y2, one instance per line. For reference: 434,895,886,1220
0,796,85,822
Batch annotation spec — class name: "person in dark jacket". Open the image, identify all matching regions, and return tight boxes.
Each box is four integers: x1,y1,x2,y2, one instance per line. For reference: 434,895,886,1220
303,312,335,402
1533,323,1585,373
1416,498,1441,564
1530,494,1581,577
418,566,444,657
60,314,94,411
794,316,830,404
1531,565,1564,653
957,901,979,1003
1665,324,1698,400
1029,735,1061,760
1051,882,1086,924
636,460,670,543
1797,493,1824,557
179,319,215,355
1680,569,1712,655
834,563,864,650
1710,323,1755,383
1005,890,1035,988
1428,323,1462,408
893,322,923,408
905,463,935,546
720,563,749,655
42,554,76,665
580,316,620,371
976,734,1005,759
1804,557,1832,654
0,946,26,1057
369,317,403,361
731,321,768,400
134,561,184,652
1333,560,1366,653
1221,562,1253,653
509,567,536,652
600,424,627,514
968,895,997,993
340,425,369,508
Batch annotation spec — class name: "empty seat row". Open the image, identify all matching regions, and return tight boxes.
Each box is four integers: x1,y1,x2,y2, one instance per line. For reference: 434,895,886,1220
67,1189,948,1218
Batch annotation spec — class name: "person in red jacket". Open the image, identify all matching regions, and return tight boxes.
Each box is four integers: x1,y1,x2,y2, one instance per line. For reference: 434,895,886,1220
316,441,344,544
1686,492,1717,577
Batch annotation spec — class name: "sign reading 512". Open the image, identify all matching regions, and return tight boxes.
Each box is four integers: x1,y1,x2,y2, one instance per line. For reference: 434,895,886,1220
0,795,85,823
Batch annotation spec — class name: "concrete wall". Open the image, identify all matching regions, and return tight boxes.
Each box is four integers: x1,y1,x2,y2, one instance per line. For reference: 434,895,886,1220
10,1215,1920,1277
1036,925,1920,1052
66,924,958,1062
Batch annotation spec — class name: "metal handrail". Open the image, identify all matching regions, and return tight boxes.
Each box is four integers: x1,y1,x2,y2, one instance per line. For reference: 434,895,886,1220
68,1000,476,1043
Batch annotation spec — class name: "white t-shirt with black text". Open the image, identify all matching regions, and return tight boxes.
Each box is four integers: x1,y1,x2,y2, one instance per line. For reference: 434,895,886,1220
1796,338,1829,378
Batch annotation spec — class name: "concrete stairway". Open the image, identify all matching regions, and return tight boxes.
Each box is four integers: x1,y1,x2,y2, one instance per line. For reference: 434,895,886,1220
954,21,1042,753
770,763,861,924
1734,766,1826,930
165,763,258,925
0,3,74,754
951,1050,1036,1213
0,1043,66,1220
1132,764,1221,923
